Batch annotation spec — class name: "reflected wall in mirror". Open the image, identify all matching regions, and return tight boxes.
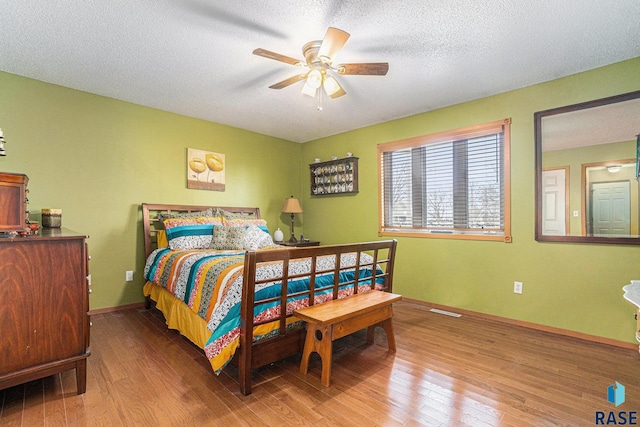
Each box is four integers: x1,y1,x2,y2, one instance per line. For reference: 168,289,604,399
535,90,640,244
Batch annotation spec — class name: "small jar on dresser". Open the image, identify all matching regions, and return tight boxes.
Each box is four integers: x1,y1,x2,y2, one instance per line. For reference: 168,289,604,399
0,227,91,394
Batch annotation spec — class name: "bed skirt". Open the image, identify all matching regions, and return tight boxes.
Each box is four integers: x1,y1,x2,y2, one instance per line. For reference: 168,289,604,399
143,280,304,374
143,281,210,350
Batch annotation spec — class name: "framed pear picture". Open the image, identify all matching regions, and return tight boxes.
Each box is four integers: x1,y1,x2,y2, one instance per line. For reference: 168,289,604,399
187,148,225,191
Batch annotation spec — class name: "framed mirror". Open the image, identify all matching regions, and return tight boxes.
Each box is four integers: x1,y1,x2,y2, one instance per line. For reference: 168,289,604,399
535,90,640,244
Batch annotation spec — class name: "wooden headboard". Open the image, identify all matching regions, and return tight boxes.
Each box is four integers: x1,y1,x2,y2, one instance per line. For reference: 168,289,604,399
141,203,261,258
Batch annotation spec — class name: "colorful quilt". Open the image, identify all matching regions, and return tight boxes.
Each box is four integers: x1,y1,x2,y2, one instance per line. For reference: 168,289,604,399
144,247,381,374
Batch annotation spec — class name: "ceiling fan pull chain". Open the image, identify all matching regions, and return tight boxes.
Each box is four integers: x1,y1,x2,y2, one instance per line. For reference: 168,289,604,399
317,86,323,111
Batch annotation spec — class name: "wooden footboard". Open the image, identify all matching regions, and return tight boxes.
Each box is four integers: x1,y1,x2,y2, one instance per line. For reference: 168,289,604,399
141,203,397,396
236,240,397,395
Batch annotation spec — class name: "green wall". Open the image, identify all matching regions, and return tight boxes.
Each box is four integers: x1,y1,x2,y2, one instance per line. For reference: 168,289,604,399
2,57,640,345
0,72,302,309
301,57,640,344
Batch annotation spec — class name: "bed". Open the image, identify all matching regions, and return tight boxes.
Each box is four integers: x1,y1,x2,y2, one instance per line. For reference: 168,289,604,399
141,203,397,395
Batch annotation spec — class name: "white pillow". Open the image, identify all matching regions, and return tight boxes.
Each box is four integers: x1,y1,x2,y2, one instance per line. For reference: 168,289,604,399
243,224,274,250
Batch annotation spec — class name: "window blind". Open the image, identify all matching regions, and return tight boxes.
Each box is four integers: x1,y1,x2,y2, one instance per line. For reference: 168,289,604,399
379,119,511,242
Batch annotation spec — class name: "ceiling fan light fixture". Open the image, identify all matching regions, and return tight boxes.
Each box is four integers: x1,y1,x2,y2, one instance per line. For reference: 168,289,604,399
301,81,317,97
323,76,340,96
306,69,323,89
254,27,388,104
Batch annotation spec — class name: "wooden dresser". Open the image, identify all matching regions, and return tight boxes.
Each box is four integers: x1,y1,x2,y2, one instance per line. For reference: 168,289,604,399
0,228,90,394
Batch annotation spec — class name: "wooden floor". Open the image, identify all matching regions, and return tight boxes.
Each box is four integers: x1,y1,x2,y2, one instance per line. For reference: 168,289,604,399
2,301,640,426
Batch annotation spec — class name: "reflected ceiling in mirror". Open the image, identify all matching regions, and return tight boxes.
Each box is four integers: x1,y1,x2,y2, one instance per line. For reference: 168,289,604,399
535,90,640,244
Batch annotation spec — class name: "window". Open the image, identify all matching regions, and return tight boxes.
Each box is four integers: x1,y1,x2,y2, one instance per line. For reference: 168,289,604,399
378,119,511,242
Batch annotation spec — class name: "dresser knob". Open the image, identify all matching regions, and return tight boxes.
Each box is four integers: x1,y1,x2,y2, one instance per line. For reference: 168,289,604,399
88,288,92,294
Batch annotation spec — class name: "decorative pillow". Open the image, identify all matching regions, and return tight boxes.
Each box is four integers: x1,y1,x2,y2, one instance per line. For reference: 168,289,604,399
223,216,269,234
210,225,246,250
243,224,275,250
219,209,252,220
157,208,216,224
163,216,223,250
219,209,270,232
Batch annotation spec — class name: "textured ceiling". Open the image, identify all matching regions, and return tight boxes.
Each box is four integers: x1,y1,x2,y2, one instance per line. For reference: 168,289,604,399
1,0,639,143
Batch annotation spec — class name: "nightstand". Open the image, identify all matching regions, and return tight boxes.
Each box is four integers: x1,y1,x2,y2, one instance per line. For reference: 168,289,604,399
278,240,320,247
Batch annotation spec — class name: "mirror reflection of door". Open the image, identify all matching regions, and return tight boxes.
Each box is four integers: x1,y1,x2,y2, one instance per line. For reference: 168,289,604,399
590,181,630,236
583,160,638,237
536,92,640,242
542,168,569,235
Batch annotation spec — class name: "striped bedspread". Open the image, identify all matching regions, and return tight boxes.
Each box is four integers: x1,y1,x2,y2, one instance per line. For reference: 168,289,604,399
143,248,380,373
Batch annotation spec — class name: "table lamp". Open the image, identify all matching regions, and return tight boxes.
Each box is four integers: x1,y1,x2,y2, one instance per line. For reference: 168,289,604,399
281,196,303,243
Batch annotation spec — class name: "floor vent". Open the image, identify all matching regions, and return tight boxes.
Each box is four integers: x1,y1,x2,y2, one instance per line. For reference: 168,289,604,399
429,308,461,317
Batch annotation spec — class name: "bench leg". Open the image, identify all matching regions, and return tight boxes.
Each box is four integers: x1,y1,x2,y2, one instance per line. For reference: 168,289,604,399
300,324,334,387
299,325,315,375
366,318,396,352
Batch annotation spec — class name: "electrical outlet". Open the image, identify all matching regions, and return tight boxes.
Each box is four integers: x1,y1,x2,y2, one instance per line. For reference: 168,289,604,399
514,281,523,294
125,270,134,281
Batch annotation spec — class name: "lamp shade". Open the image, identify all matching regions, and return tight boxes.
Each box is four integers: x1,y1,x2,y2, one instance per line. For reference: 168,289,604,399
301,81,317,97
323,76,340,96
282,197,303,213
306,69,322,89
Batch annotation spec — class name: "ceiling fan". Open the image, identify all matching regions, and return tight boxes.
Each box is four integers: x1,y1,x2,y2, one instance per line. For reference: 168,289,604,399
253,27,389,101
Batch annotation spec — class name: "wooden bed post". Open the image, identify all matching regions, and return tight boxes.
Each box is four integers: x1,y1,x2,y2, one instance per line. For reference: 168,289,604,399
238,250,257,396
385,240,397,293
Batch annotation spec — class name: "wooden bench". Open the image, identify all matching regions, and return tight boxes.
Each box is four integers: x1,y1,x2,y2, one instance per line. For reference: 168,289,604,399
294,291,402,387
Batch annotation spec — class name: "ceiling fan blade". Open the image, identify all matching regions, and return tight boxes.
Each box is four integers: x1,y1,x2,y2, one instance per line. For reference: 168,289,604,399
253,48,302,66
338,63,389,76
317,27,350,62
269,74,306,89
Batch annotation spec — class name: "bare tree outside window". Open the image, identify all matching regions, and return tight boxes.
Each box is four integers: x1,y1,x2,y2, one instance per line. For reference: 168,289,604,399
469,182,500,228
426,189,452,227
